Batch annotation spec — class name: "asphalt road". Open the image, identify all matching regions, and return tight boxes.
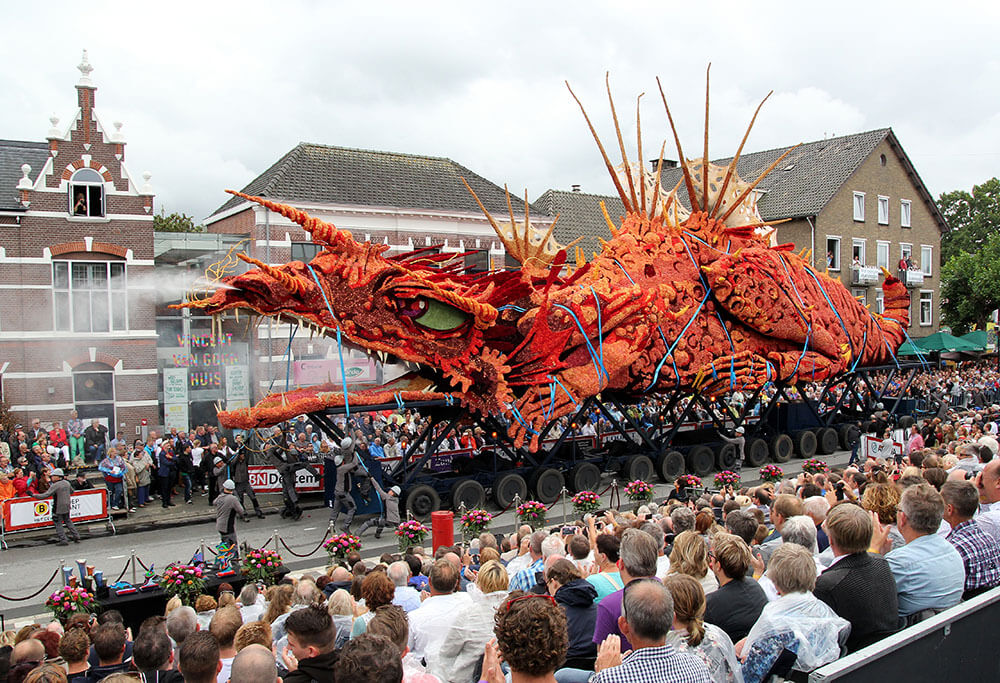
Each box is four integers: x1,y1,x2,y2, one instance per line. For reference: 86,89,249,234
0,447,855,625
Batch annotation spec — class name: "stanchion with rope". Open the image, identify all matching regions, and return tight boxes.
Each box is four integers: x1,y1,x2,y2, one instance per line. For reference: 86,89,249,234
277,528,332,559
130,549,137,585
112,556,132,585
0,566,61,602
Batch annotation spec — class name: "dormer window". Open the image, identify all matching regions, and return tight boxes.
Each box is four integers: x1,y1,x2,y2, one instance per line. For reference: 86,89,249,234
68,168,105,217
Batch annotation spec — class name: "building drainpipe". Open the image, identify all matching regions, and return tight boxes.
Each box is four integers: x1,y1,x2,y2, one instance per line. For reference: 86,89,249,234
806,215,817,269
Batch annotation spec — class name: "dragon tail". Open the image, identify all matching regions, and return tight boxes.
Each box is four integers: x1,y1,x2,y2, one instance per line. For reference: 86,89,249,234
865,270,910,362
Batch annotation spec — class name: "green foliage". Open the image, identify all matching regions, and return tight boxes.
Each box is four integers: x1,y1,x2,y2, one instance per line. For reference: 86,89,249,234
940,233,1000,334
153,210,205,233
939,177,1000,263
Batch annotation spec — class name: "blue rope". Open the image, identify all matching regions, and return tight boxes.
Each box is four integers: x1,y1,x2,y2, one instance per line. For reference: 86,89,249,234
611,258,637,286
509,403,539,435
498,305,527,312
284,325,296,392
394,392,405,412
804,267,856,360
554,304,610,384
850,327,868,372
307,264,352,418
645,290,711,390
589,286,605,381
549,374,580,408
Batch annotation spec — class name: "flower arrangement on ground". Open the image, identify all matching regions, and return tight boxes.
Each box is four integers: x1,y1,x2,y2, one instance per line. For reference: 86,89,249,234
396,519,429,551
714,470,740,488
624,479,654,503
158,564,206,606
324,533,362,563
242,548,283,585
516,500,547,529
571,490,601,514
460,509,493,539
759,464,784,484
45,586,95,623
802,458,829,475
677,474,702,489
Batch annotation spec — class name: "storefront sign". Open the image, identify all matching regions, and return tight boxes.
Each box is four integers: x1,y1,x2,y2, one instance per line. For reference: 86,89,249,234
164,403,189,432
163,368,188,404
225,365,250,401
2,489,107,532
293,358,376,386
247,465,325,493
861,434,903,460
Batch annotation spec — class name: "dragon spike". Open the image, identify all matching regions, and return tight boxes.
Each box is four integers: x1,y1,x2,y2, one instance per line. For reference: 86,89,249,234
650,139,667,221
711,90,773,217
566,81,634,214
523,188,532,257
237,253,306,295
606,73,639,215
225,190,352,250
461,178,515,255
599,201,618,235
703,63,711,212
503,185,523,255
656,77,699,216
719,143,802,223
636,93,646,217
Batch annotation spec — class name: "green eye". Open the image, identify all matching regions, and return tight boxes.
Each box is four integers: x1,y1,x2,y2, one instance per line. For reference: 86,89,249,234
414,298,470,331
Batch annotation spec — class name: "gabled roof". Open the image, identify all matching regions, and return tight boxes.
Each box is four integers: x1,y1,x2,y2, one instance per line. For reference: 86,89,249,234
533,189,624,257
0,140,49,211
210,142,536,220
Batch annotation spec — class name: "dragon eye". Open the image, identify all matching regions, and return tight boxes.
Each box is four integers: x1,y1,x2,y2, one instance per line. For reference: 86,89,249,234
398,296,469,332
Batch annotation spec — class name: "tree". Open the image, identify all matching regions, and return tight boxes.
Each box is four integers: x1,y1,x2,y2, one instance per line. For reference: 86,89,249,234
153,210,205,233
940,232,1000,334
938,177,1000,263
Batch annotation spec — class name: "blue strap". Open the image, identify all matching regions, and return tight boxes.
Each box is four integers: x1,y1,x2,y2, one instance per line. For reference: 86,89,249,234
804,266,856,360
284,325,296,392
554,304,610,384
549,374,580,408
611,258,637,286
307,265,351,418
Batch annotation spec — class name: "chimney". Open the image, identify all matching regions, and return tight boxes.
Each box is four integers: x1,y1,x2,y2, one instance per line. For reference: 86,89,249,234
571,184,581,193
650,158,678,171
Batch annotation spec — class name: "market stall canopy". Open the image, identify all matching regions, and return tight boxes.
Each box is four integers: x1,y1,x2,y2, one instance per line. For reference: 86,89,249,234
897,340,923,356
914,331,980,353
958,330,988,351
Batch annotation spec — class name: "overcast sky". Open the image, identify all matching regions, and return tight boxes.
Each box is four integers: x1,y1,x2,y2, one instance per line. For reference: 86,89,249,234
4,1,999,222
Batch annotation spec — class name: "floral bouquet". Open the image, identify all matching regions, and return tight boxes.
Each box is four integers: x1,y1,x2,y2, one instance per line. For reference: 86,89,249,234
624,479,654,503
396,519,429,551
242,548,283,585
516,500,547,529
677,474,702,489
324,533,362,562
758,464,784,484
460,509,493,538
714,470,741,488
158,564,206,606
45,585,95,623
571,490,601,514
802,458,829,475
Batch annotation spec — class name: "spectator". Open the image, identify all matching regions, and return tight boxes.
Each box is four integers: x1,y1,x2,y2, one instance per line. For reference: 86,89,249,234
132,619,182,683
83,419,108,464
87,622,130,680
58,628,90,683
263,585,293,631
663,573,741,683
882,483,965,622
545,558,598,670
367,605,439,683
325,590,355,650
802,496,831,552
484,592,568,683
439,560,509,683
814,502,898,652
757,516,823,601
336,633,402,683
238,584,264,624
9,638,45,683
508,530,549,592
97,447,126,510
668,531,718,595
740,544,849,683
21,663,67,683
179,632,221,683
166,606,197,662
195,595,218,630
940,480,1000,598
724,509,757,546
229,644,278,683
757,495,804,564
351,571,395,639
281,605,338,683
975,457,1000,541
705,532,767,642
408,560,470,677
862,480,904,551
590,578,710,683
209,606,242,683
233,621,272,653
671,507,697,535
593,528,659,652
387,561,421,613
585,533,623,603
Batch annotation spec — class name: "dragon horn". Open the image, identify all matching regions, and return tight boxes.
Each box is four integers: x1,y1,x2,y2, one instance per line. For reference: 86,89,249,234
566,80,634,214
462,178,518,257
237,253,305,295
225,190,355,251
636,92,646,217
719,143,803,223
650,139,666,221
605,73,639,214
656,77,699,216
711,90,773,218
702,63,711,212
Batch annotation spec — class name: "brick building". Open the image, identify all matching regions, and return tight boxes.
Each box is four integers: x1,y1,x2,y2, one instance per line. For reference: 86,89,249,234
0,52,158,432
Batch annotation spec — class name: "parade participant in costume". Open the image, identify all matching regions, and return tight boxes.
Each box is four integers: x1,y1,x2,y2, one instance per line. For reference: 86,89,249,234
227,434,264,520
31,468,79,545
328,437,361,532
269,425,319,521
356,482,402,538
215,479,245,557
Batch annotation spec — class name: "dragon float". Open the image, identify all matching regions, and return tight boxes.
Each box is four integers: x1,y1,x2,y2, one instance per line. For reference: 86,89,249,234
182,74,910,451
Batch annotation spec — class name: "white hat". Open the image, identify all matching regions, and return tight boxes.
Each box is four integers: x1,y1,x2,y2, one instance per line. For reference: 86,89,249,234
334,455,344,467
51,468,64,477
340,437,353,450
735,426,745,434
223,479,236,491
390,486,401,496
214,456,223,465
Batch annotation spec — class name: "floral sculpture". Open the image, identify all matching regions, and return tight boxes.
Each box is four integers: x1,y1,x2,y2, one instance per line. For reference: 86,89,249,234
158,564,206,607
324,533,362,563
46,586,95,623
185,75,909,453
242,548,283,585
516,500,547,529
396,520,429,551
571,490,601,514
759,464,784,484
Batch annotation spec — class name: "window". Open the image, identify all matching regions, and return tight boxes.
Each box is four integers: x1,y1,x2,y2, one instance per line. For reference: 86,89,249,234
826,237,841,270
852,239,866,267
900,200,912,228
73,361,115,429
290,242,322,262
920,291,933,326
68,168,105,218
852,287,867,306
876,241,890,269
53,261,127,332
877,196,889,225
876,291,884,314
853,192,865,221
920,245,933,276
900,243,912,266
464,249,489,273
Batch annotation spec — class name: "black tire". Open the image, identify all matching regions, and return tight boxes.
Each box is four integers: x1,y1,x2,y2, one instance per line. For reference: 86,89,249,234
745,438,769,467
816,428,840,455
568,462,601,493
450,479,485,511
838,424,853,450
405,484,440,518
656,450,685,481
493,472,528,510
622,454,655,482
530,467,565,504
770,434,794,463
715,443,740,471
687,446,714,477
898,415,915,429
793,430,817,459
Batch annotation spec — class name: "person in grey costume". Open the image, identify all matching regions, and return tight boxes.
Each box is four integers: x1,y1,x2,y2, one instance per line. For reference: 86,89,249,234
356,481,401,538
32,468,79,545
327,437,360,532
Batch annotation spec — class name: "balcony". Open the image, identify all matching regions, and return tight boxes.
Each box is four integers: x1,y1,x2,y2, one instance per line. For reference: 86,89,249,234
851,265,880,286
900,269,925,288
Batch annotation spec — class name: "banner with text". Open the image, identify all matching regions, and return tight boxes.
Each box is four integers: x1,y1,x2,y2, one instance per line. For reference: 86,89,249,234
2,489,108,532
861,434,903,460
248,465,325,493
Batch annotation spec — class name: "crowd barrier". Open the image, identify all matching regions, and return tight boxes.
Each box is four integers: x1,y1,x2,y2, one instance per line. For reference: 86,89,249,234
0,489,114,549
809,585,1000,681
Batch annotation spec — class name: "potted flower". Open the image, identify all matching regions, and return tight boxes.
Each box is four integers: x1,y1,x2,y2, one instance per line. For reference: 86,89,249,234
324,533,362,564
395,519,429,552
242,548,283,585
624,480,654,507
460,509,493,540
515,500,547,530
677,474,702,489
714,470,740,489
758,464,784,484
157,564,206,607
571,490,601,515
45,586,95,624
802,458,829,475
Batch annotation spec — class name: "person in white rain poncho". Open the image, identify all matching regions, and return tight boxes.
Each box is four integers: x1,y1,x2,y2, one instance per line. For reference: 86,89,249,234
739,544,849,683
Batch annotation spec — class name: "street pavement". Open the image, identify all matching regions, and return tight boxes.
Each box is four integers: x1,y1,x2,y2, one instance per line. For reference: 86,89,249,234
0,448,856,626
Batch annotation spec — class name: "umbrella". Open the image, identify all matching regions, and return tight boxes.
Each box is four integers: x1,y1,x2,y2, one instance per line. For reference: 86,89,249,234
958,330,988,351
914,331,980,353
896,340,922,356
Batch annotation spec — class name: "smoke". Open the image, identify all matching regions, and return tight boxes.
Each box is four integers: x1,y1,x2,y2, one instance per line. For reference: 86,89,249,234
127,269,236,308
